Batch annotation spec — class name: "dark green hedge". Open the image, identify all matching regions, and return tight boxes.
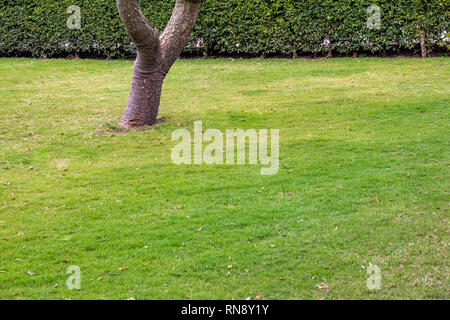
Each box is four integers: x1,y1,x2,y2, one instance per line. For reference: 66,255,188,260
0,0,448,58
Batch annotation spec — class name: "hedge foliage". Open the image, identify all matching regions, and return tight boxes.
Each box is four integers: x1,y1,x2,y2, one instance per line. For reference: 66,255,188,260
0,0,448,58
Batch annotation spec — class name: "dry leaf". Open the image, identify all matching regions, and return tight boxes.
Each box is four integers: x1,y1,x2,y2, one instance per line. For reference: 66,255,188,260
98,276,104,281
256,296,262,300
119,267,127,271
145,261,152,265
316,283,332,292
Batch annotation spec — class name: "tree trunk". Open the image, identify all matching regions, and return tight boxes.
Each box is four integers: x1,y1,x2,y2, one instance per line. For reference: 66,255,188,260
420,33,427,58
116,0,202,128
121,65,165,127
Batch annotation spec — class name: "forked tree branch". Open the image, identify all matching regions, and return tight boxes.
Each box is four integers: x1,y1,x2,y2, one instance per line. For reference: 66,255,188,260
116,0,202,73
116,0,161,70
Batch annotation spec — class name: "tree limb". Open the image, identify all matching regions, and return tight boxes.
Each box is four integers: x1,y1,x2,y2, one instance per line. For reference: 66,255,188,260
116,0,161,70
160,0,202,73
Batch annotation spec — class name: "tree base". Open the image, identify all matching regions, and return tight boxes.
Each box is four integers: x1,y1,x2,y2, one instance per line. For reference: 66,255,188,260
119,118,158,129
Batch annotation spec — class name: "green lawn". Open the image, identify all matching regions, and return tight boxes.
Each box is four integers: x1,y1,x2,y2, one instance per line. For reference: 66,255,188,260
0,57,448,300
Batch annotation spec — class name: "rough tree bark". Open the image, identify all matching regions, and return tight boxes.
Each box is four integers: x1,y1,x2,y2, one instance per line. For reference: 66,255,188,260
116,0,202,128
420,33,428,58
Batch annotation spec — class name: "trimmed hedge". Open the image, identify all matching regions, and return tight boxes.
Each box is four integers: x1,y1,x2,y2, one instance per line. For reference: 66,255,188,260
0,0,448,58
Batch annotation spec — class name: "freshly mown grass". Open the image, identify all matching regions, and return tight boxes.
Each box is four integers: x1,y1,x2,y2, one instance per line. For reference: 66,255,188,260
0,57,448,300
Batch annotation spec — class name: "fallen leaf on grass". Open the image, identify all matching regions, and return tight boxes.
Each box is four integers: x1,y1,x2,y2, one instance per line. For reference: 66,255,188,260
119,267,127,271
255,296,263,300
279,278,286,281
316,283,332,292
145,261,153,265
98,276,104,281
